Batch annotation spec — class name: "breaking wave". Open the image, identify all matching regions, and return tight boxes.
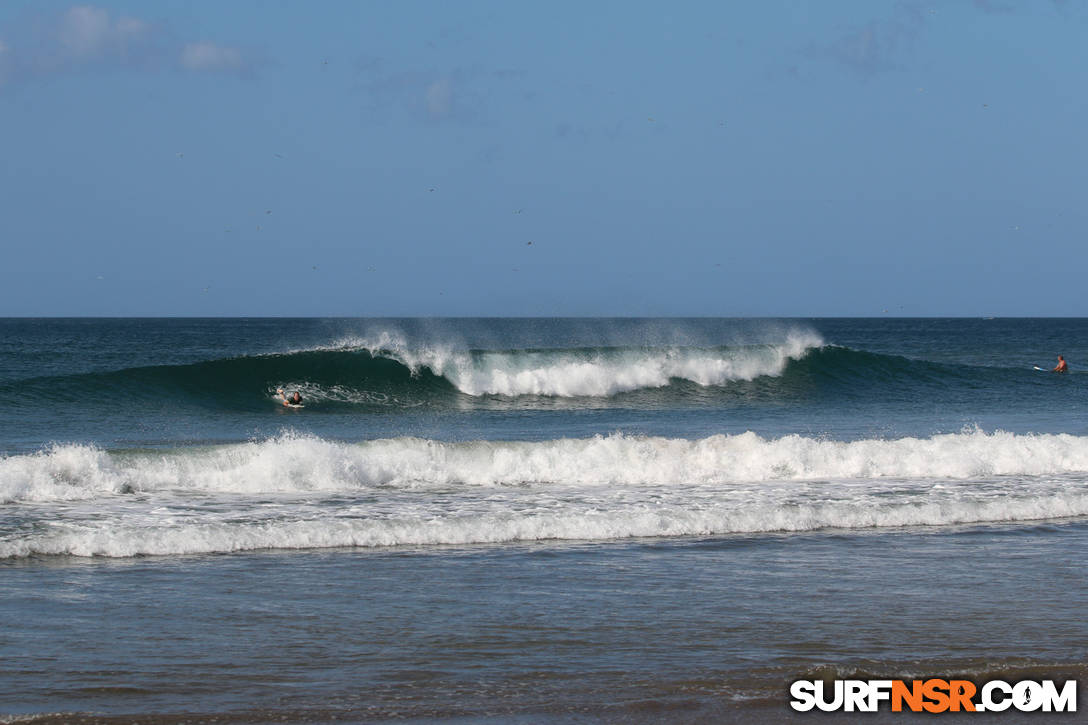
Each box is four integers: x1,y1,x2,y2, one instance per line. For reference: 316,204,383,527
3,330,826,408
3,430,1088,557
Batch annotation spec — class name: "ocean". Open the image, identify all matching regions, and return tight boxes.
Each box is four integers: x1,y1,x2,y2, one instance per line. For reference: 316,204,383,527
2,317,1087,723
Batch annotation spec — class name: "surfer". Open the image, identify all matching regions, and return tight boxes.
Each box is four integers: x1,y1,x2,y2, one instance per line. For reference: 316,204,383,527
1053,356,1068,374
276,388,304,406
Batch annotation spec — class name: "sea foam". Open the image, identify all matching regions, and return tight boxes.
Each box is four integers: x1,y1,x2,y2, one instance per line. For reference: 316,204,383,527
5,430,1088,557
6,429,1088,502
3,481,1086,558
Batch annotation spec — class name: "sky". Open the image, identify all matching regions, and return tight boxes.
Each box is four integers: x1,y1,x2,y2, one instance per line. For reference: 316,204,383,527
0,0,1085,317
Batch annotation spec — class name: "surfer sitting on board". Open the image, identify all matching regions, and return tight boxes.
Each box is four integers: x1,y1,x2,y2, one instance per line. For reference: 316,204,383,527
276,388,303,406
1053,356,1068,374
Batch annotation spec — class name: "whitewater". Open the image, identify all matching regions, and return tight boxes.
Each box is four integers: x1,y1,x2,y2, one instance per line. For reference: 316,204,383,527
317,330,823,397
4,430,1088,558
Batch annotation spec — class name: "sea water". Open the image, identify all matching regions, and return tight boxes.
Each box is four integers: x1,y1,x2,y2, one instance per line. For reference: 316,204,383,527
2,318,1087,722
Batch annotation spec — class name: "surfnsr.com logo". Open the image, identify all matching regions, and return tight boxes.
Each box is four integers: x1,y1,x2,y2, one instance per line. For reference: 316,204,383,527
789,679,1077,713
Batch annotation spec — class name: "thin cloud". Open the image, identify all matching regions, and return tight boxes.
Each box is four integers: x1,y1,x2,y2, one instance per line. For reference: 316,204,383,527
353,59,524,124
0,4,251,87
425,77,453,118
57,6,149,59
180,42,245,73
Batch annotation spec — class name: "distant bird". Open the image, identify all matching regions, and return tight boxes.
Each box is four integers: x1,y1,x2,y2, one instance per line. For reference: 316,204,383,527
176,152,184,159
647,117,655,122
1011,225,1020,231
982,103,989,108
514,209,522,214
273,153,284,159
256,225,262,231
203,286,210,293
266,210,272,215
367,266,376,272
526,241,533,246
312,265,317,271
428,188,435,192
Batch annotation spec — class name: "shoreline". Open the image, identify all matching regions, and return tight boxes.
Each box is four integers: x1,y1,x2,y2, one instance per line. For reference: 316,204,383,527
4,524,1086,722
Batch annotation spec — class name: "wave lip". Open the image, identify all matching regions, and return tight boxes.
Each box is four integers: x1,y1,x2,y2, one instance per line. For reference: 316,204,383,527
334,330,824,397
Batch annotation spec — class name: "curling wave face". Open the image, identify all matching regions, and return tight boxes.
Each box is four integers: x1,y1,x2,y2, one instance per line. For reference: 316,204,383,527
332,330,824,397
3,329,829,410
13,325,1067,416
3,429,1088,557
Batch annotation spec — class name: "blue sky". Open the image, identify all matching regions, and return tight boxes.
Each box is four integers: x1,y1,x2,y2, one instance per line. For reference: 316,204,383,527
1,0,1084,316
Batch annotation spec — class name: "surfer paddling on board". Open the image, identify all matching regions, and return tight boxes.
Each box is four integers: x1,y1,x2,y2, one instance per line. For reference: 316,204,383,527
1053,356,1068,374
276,388,304,406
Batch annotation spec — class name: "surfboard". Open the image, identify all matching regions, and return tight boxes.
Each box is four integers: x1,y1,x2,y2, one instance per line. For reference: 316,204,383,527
276,388,304,407
1033,366,1045,371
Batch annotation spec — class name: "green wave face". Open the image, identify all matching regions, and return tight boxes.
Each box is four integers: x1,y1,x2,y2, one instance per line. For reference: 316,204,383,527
3,342,1043,413
7,349,453,412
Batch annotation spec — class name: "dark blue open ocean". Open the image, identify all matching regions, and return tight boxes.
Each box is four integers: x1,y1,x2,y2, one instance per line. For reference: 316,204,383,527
2,318,1087,722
